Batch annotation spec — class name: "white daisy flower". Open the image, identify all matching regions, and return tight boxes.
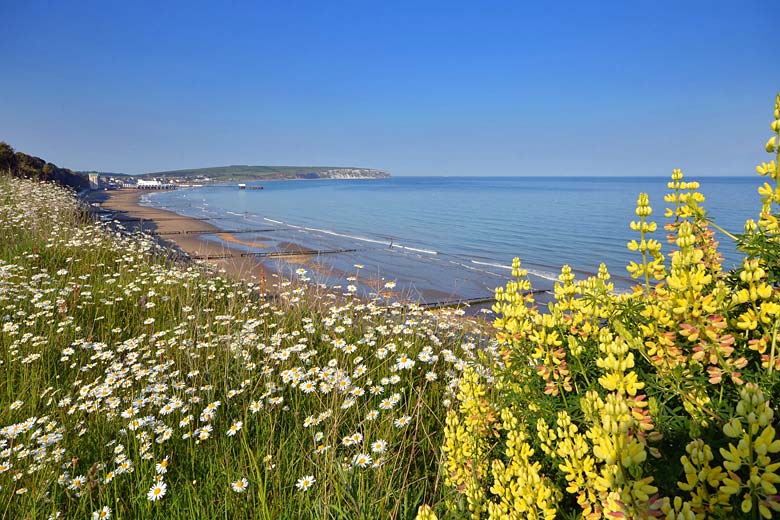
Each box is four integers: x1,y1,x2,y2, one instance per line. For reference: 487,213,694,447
147,480,167,501
295,475,315,491
155,457,169,475
394,415,411,428
352,453,372,468
226,421,243,437
371,440,387,454
231,477,249,493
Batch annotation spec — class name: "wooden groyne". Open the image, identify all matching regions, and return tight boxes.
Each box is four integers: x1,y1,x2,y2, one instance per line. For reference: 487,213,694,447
151,228,278,236
190,248,360,260
418,289,550,310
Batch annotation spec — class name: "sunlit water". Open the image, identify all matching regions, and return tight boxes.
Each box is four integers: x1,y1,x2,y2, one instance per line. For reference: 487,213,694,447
142,176,764,304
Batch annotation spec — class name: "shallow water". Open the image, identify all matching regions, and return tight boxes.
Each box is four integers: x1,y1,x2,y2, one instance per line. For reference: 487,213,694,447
142,176,765,304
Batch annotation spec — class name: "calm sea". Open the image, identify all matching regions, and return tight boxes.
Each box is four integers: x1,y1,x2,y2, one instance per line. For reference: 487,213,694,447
142,176,765,304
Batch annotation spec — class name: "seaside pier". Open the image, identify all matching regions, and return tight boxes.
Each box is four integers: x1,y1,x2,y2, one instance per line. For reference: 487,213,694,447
132,179,176,190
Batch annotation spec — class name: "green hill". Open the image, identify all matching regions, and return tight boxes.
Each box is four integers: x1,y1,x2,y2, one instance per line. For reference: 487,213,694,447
139,165,390,181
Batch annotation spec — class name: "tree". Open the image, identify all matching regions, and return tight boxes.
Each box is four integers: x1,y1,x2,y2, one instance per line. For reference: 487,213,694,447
43,163,55,181
0,141,17,175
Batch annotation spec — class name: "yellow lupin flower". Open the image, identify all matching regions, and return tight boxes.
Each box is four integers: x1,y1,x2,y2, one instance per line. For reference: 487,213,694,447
414,504,438,520
442,92,780,520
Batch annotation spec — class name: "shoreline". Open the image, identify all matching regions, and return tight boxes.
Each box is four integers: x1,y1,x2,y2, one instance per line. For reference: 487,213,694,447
85,189,276,291
85,188,553,313
82,190,473,312
84,190,410,301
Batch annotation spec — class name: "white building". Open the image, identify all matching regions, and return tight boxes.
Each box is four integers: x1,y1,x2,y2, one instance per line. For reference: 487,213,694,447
88,173,101,190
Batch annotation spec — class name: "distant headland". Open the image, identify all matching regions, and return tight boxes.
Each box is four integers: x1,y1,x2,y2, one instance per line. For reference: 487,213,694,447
86,165,390,190
135,165,391,182
0,140,390,191
86,166,391,187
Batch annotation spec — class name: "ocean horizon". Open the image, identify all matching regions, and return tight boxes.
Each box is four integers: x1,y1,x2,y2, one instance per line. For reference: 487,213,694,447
141,175,766,304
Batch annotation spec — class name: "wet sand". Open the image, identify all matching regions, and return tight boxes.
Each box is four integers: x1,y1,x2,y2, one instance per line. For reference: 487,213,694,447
86,189,274,290
216,233,270,248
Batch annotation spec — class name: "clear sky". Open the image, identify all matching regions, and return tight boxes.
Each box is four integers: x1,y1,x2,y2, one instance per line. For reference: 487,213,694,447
2,1,778,176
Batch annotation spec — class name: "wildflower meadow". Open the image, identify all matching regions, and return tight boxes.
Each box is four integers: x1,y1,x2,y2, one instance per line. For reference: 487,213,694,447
0,173,493,518
2,92,780,520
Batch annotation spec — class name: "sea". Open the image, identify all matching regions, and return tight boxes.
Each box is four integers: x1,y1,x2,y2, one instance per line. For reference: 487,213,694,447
140,176,766,305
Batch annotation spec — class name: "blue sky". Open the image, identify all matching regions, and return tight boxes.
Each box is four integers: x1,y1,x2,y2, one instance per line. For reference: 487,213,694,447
2,1,777,176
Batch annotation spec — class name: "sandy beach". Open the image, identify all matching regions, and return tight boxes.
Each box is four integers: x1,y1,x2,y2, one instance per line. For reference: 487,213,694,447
86,189,275,290
85,190,395,296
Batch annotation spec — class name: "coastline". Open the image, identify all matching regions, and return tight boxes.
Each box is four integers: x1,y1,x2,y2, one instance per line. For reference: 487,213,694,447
82,189,487,308
86,189,276,291
84,187,553,312
83,190,468,310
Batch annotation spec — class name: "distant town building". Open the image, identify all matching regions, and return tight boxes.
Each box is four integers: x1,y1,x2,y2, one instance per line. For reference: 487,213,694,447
88,173,101,190
136,179,176,189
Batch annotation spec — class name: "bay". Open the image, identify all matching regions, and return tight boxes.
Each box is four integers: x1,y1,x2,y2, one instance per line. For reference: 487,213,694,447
142,176,765,304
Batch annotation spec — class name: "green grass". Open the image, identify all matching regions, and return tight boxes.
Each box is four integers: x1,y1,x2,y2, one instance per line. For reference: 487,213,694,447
0,175,489,519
